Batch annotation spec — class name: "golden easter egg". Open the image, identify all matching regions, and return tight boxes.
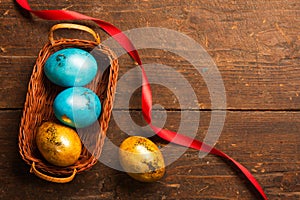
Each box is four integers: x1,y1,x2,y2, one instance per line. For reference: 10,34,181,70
119,136,165,182
36,122,82,167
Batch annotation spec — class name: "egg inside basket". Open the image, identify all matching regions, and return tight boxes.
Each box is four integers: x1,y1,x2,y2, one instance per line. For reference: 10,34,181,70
18,23,119,183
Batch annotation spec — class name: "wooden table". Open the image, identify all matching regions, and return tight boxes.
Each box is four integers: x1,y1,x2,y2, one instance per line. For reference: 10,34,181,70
0,0,299,199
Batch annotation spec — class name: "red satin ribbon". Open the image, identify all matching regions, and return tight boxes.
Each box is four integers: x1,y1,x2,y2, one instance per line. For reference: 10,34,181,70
15,0,268,199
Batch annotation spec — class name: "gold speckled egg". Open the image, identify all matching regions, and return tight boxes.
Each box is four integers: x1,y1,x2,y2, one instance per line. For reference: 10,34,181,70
36,122,82,167
119,136,165,182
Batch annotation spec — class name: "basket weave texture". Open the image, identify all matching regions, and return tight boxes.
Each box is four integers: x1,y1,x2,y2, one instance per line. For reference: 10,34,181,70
18,24,119,182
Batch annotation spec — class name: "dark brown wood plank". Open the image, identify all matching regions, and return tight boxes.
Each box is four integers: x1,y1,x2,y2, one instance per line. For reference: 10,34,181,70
0,0,299,109
1,110,299,199
0,0,299,200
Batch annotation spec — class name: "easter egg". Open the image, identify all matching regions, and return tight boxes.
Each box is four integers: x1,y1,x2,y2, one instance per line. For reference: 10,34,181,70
53,87,101,128
119,136,165,182
44,48,97,87
36,122,82,167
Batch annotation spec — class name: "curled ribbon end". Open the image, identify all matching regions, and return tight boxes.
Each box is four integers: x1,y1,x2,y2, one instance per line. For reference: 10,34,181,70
15,0,268,199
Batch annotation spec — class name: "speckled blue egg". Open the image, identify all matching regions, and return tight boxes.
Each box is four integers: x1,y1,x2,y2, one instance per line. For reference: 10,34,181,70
53,87,101,128
44,48,97,87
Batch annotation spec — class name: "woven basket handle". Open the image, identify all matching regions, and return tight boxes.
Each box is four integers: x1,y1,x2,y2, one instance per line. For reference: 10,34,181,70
30,162,77,183
49,23,101,45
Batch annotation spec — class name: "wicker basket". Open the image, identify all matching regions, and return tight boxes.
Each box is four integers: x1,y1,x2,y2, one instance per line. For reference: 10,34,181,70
18,23,119,183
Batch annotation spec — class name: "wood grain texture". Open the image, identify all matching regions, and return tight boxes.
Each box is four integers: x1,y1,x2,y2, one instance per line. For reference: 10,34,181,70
0,110,299,199
0,0,299,109
0,0,299,199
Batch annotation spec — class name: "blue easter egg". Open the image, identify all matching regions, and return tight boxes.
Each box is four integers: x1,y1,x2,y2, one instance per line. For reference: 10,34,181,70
44,48,97,87
53,87,101,128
